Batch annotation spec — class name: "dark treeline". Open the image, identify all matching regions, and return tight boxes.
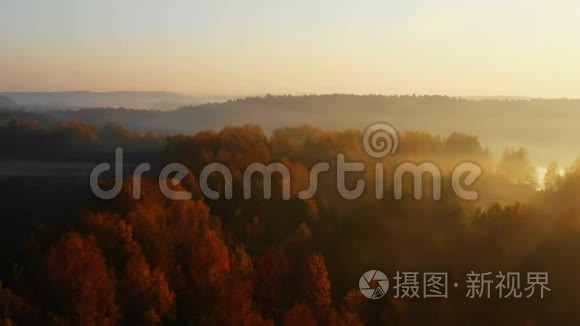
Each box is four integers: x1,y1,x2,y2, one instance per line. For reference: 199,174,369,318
0,120,163,162
1,121,578,325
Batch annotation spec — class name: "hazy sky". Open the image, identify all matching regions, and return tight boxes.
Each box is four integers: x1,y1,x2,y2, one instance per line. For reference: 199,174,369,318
1,0,579,97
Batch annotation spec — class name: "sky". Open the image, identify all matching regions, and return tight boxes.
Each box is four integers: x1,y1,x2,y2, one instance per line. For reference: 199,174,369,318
1,0,580,97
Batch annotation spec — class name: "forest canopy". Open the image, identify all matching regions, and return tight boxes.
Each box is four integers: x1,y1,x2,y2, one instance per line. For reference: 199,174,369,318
0,118,577,325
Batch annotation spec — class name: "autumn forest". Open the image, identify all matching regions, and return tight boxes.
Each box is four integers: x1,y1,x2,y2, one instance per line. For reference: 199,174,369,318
0,98,579,325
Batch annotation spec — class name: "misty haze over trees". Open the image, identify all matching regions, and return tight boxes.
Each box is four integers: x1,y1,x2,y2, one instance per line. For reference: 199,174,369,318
1,94,578,166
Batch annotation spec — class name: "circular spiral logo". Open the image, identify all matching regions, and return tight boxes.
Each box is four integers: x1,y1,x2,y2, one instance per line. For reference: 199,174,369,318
359,270,389,299
362,122,399,158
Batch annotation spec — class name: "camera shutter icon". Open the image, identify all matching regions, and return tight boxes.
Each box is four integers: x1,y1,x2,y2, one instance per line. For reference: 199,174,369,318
359,270,389,299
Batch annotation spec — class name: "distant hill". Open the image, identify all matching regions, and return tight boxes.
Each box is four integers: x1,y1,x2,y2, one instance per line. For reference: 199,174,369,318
0,95,14,108
462,96,537,101
2,94,580,165
0,91,223,111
